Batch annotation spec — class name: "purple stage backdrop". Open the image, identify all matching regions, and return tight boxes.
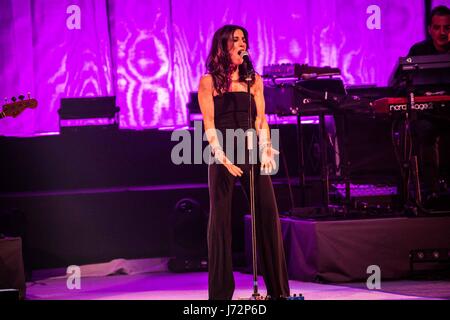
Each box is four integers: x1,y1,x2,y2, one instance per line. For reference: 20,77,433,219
0,0,428,136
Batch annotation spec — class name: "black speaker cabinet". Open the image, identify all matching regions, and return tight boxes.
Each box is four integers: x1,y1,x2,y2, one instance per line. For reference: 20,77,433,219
0,237,26,300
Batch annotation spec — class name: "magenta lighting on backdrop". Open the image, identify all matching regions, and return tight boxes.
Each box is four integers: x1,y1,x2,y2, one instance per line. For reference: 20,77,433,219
0,0,425,136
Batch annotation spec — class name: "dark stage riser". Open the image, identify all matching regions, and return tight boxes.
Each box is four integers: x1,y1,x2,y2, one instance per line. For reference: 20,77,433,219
245,215,450,282
0,129,208,193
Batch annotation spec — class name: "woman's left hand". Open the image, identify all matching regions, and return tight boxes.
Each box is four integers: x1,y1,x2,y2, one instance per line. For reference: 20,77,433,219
260,145,279,175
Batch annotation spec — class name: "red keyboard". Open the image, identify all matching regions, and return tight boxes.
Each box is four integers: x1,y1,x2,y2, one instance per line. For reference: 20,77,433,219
372,95,450,114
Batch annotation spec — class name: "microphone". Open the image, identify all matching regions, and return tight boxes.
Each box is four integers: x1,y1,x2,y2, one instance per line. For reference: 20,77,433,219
238,50,255,76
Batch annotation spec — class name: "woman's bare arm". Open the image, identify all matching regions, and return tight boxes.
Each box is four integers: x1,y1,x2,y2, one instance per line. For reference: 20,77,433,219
198,75,243,177
253,74,270,143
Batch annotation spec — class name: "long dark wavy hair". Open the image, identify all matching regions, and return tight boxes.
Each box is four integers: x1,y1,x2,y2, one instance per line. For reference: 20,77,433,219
206,25,255,95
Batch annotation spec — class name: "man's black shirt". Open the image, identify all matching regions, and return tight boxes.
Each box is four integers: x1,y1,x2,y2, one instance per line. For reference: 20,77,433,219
408,39,448,56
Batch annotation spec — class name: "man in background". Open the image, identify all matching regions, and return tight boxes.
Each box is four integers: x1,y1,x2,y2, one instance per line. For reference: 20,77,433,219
407,5,450,208
409,5,449,55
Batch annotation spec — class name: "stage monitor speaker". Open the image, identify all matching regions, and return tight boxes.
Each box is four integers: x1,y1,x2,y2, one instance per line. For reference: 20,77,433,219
58,96,120,133
0,289,20,300
169,198,208,260
0,237,26,300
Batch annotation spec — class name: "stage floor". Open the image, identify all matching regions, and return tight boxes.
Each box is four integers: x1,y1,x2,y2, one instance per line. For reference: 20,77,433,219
25,271,449,300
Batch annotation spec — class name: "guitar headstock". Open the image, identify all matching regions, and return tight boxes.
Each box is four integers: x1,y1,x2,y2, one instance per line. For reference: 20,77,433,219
1,94,38,119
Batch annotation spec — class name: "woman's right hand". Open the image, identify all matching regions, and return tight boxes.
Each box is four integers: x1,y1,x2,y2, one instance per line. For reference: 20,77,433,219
214,149,243,177
224,163,243,177
198,75,242,177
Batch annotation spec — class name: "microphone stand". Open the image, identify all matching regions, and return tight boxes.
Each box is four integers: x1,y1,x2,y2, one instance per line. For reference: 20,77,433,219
402,70,422,216
241,66,304,301
245,71,261,300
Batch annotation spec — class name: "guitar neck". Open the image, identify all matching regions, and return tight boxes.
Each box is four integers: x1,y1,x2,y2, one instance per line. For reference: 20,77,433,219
1,97,38,119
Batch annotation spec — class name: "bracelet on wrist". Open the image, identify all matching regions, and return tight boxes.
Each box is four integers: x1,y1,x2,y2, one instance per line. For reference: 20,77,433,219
211,145,223,155
259,141,272,150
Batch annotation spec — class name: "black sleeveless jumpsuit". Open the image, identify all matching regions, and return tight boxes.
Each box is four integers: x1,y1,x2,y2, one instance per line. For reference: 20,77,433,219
207,91,290,300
